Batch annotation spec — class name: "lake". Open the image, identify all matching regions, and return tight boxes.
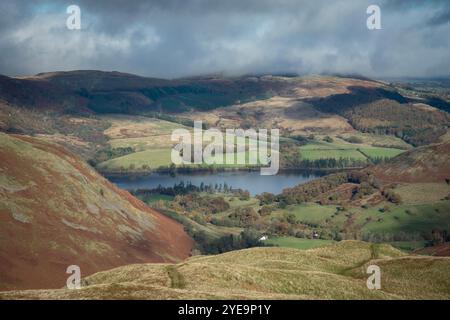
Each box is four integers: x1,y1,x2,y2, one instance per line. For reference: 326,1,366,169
107,170,327,195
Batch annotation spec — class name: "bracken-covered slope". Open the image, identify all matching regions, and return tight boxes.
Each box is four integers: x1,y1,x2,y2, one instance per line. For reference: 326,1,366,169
0,133,193,291
1,241,449,300
368,142,450,183
415,243,450,257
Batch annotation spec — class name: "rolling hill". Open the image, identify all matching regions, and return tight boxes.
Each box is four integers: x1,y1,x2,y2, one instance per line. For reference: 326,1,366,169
1,241,448,300
1,71,448,171
368,141,450,183
0,133,193,291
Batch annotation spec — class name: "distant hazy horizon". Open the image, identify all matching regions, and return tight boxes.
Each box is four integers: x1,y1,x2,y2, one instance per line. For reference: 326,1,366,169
6,69,450,83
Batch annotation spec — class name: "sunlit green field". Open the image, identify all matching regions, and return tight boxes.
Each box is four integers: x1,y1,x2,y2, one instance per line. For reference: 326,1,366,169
274,203,337,224
298,141,405,162
353,201,450,234
98,148,173,170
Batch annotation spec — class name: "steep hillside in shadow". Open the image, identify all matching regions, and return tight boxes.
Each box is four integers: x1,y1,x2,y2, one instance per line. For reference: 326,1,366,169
0,133,193,290
368,142,450,183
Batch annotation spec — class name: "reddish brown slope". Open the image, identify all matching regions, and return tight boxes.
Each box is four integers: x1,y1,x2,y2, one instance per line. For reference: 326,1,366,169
0,133,193,291
415,243,450,257
368,142,450,183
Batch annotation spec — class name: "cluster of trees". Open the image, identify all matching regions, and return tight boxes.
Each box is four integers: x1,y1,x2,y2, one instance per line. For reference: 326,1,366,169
190,229,267,254
281,151,369,170
308,86,449,146
430,229,449,246
210,202,304,237
228,207,260,227
89,146,134,167
276,171,383,205
133,181,235,198
382,189,403,204
155,209,266,255
174,193,230,214
133,181,201,197
297,158,367,169
343,99,449,146
351,182,376,200
369,156,393,165
257,192,277,205
278,173,349,205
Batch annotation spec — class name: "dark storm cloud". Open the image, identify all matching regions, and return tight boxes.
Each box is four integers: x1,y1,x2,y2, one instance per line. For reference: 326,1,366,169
0,0,449,78
427,10,450,26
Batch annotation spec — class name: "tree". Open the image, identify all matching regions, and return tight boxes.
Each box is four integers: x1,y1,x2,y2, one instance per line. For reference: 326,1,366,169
257,192,275,205
258,205,273,216
383,189,402,204
229,207,260,227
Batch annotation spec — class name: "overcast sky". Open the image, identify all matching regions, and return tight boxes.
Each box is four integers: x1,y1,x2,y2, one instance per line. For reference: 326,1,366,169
0,0,449,79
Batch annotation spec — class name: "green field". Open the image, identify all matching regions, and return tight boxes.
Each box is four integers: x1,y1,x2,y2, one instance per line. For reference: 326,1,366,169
98,114,270,171
355,201,450,235
98,148,267,171
265,237,335,249
299,148,366,161
298,141,405,162
281,203,337,224
98,148,172,170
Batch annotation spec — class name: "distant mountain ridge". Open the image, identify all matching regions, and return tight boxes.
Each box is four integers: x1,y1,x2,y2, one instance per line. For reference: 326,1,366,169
0,70,449,147
1,70,382,114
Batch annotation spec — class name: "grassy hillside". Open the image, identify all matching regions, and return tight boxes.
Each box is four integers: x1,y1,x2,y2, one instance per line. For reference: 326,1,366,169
310,88,450,146
0,133,193,290
31,71,285,113
1,241,448,300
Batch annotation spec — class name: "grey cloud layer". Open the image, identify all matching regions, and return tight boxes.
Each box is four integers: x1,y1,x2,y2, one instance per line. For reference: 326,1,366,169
0,0,449,78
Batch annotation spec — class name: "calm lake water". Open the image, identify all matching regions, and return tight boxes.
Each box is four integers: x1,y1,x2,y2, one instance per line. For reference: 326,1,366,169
108,170,326,196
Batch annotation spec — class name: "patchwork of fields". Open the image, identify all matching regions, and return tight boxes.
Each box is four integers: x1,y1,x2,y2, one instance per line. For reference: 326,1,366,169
298,140,405,163
95,115,408,172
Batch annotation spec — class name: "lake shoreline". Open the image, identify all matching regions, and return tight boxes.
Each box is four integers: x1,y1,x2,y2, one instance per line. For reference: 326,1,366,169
103,169,347,196
100,166,360,179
